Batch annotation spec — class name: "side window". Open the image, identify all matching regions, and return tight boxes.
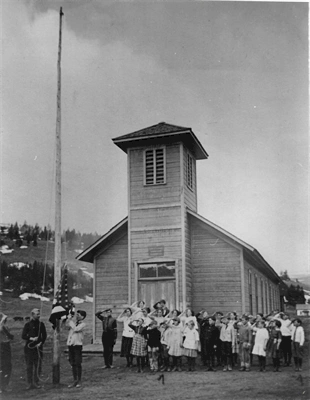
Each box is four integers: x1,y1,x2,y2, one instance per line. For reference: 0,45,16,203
249,270,253,314
145,148,166,185
187,153,193,190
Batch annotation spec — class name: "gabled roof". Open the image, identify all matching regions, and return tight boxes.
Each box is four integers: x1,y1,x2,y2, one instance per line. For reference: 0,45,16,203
76,217,128,263
112,122,208,160
77,209,281,284
187,209,281,284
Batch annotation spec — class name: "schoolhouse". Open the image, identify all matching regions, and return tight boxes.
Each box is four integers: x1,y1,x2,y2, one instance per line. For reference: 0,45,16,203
77,122,282,344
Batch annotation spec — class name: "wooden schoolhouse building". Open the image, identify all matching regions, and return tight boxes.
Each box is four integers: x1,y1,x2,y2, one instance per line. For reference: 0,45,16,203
77,122,282,344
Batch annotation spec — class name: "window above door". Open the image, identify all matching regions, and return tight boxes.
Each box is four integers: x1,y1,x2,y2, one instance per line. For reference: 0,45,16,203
139,261,175,279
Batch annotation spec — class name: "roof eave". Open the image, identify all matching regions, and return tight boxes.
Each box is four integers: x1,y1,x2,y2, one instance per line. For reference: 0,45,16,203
187,209,281,283
76,217,128,263
113,130,208,160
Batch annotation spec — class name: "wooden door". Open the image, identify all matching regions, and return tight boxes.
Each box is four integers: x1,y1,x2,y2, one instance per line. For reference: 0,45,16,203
139,280,176,311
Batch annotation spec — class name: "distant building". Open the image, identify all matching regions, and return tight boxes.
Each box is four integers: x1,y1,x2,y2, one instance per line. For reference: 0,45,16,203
77,122,282,344
296,304,310,316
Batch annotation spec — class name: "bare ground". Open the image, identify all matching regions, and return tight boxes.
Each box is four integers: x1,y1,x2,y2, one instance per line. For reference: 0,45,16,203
1,295,309,400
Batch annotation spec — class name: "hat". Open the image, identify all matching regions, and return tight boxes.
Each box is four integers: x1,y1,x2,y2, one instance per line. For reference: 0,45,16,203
104,308,112,313
173,317,180,323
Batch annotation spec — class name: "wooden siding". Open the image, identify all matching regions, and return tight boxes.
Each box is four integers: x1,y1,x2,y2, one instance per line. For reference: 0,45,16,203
184,211,192,306
130,206,181,229
244,259,281,315
94,233,128,343
190,219,242,314
130,228,182,307
182,146,197,212
129,144,181,207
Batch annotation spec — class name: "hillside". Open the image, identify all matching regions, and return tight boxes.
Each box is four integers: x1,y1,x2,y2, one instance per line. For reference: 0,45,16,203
0,239,93,272
284,275,310,292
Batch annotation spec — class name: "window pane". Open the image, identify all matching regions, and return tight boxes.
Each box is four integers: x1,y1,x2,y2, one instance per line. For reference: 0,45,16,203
158,262,175,277
139,264,157,278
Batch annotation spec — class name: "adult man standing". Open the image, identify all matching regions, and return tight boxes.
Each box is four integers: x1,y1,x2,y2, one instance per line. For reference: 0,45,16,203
22,308,47,390
95,308,117,369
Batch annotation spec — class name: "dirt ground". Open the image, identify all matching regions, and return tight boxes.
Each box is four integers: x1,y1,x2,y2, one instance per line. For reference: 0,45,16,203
1,296,309,400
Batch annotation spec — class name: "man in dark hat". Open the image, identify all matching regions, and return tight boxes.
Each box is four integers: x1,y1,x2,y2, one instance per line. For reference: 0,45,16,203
22,308,47,390
95,308,117,369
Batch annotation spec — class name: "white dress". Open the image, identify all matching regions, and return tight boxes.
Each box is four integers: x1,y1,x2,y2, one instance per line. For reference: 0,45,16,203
252,328,269,357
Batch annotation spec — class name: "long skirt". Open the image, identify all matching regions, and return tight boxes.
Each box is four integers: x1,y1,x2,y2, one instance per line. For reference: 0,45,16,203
131,334,147,357
120,336,133,357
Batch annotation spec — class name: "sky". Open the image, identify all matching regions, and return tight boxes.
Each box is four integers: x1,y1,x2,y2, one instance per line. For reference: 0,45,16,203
1,1,309,277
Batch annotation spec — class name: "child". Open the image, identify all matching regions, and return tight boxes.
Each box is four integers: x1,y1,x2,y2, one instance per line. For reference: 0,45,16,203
0,313,14,393
197,311,210,366
130,301,146,320
160,322,172,371
236,315,252,372
129,318,148,373
149,308,166,327
167,318,183,371
66,309,87,388
219,314,235,371
229,312,239,367
266,319,282,372
274,312,293,367
153,299,170,317
146,320,161,372
180,309,198,330
117,308,135,367
252,320,269,372
291,319,305,371
182,320,200,371
205,317,220,371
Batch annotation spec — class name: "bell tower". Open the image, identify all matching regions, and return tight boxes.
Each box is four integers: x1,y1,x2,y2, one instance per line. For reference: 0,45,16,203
113,122,208,309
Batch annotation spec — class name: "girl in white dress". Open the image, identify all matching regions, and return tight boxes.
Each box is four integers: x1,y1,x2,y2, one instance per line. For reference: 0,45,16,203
252,320,270,372
182,320,200,371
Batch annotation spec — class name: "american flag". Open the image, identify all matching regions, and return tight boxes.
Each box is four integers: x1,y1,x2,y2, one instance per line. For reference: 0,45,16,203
49,265,74,328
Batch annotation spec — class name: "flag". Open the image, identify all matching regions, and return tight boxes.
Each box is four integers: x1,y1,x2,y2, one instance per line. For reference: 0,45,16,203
49,265,73,328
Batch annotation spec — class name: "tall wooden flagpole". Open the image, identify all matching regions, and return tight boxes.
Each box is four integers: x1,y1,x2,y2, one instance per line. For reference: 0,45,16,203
53,6,64,384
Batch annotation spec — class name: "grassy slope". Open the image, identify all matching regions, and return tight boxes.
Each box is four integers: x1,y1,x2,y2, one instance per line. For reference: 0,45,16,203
0,240,92,272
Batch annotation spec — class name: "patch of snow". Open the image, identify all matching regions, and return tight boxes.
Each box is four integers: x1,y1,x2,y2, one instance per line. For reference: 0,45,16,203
19,293,50,301
20,245,28,249
0,248,14,254
71,296,84,304
9,262,29,270
82,271,94,279
85,296,93,303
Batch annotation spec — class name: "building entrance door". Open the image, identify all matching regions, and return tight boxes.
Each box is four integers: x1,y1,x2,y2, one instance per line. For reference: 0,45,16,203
138,280,176,311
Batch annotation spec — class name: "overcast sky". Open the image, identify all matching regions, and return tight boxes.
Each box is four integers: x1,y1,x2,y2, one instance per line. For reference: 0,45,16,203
1,1,308,277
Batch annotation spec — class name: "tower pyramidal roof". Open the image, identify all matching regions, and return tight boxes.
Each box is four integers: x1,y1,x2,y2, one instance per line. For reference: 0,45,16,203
112,122,208,160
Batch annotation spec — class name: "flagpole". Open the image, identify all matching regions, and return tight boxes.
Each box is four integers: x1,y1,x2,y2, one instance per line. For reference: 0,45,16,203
53,6,64,384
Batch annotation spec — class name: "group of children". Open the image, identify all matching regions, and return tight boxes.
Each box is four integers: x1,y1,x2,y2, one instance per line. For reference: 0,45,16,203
115,301,306,375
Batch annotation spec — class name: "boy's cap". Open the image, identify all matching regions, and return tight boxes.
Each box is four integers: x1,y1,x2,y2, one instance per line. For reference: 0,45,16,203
77,310,87,319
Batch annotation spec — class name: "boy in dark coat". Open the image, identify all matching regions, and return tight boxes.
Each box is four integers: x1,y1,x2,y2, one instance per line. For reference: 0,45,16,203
96,308,117,369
